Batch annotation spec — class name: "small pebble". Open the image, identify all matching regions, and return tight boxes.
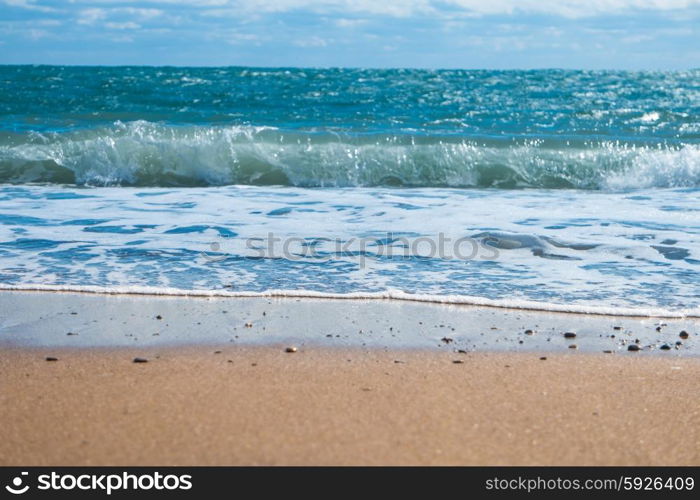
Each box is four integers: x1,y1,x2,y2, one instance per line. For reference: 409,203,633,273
285,346,297,353
679,331,689,339
568,344,577,349
441,337,453,344
627,345,640,352
563,332,577,339
660,344,671,350
45,356,58,362
613,326,622,330
245,322,253,328
452,360,464,364
214,350,222,354
524,329,534,335
539,356,547,360
603,350,613,354
133,357,149,363
156,315,162,320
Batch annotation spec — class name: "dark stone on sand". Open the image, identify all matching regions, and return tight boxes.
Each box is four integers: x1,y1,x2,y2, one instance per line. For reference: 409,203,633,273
660,344,671,350
45,356,58,362
214,350,222,354
627,345,640,352
133,357,149,363
441,337,454,344
568,344,577,349
524,329,534,335
66,332,78,336
285,347,297,353
656,326,662,332
156,315,162,320
539,357,547,360
676,341,683,346
679,331,689,339
564,332,577,339
613,326,622,330
603,350,613,354
452,360,464,364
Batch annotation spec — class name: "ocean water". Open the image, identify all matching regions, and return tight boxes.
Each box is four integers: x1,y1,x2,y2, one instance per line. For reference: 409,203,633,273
1,66,699,316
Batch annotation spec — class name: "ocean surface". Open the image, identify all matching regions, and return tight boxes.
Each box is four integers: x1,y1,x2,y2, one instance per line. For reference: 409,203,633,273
1,66,699,316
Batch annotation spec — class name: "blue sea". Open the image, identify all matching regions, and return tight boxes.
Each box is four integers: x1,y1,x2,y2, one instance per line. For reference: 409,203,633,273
1,66,699,316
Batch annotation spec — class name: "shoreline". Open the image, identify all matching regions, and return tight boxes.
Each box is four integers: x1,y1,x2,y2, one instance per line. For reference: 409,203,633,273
0,291,695,354
2,285,698,319
1,346,698,465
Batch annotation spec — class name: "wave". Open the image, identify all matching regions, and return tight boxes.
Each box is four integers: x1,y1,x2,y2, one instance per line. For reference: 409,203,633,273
1,284,698,318
1,121,699,189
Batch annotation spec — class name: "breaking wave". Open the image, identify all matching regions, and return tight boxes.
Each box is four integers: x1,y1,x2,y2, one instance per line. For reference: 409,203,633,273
1,121,699,189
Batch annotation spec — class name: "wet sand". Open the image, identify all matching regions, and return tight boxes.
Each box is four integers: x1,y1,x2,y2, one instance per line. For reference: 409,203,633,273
1,347,698,465
0,291,697,354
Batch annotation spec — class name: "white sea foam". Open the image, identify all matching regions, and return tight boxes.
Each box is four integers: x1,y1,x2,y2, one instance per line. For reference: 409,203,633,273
1,185,698,314
1,284,698,318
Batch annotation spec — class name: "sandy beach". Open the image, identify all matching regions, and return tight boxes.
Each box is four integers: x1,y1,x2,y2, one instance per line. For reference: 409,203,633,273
1,347,698,466
0,291,698,466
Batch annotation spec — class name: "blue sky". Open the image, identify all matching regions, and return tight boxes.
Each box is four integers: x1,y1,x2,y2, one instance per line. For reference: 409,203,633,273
1,0,699,68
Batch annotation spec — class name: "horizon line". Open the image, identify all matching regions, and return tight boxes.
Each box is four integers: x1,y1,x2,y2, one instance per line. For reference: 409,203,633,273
1,63,698,72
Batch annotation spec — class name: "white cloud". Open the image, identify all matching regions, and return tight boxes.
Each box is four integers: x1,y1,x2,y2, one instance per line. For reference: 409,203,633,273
3,0,56,12
16,0,698,22
67,0,227,5
226,32,260,44
443,0,700,19
76,6,163,28
77,7,107,25
105,21,140,30
152,0,700,18
117,8,163,20
207,0,431,18
27,27,48,39
294,35,329,47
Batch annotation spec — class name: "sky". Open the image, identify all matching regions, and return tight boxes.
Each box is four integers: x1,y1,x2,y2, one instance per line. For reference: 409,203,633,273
1,0,699,69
